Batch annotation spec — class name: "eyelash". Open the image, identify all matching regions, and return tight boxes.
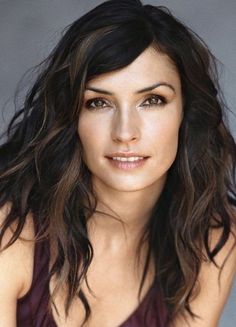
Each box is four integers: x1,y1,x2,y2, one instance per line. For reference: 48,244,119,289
84,95,167,110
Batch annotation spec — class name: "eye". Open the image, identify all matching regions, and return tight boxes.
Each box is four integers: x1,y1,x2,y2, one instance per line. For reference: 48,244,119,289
142,95,167,108
84,97,109,110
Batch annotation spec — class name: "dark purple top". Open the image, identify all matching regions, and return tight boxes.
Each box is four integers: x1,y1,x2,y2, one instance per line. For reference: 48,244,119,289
16,219,168,327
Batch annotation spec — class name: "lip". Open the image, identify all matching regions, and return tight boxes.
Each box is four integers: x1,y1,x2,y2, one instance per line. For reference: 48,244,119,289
106,152,150,158
106,156,149,170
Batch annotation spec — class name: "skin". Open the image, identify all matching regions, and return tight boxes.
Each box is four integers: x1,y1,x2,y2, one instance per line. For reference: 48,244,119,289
78,46,183,255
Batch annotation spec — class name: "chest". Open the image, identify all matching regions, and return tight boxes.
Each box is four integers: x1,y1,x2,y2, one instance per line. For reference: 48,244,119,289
49,262,155,327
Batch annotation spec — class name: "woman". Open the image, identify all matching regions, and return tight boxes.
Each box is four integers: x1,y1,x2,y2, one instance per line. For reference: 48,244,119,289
0,0,235,326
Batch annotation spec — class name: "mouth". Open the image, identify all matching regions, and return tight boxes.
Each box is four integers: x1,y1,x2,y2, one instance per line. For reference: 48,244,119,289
105,156,150,170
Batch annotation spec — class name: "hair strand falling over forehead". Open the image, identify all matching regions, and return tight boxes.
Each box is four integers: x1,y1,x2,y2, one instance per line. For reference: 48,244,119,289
0,0,235,325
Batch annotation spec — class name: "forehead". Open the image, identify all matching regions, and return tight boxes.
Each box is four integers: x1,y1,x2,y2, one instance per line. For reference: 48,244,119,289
86,46,180,92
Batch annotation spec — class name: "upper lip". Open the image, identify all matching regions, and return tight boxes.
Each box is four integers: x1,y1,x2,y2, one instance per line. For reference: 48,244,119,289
106,152,149,158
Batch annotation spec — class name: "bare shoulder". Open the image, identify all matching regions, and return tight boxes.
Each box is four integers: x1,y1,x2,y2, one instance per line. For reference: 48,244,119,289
0,201,35,299
171,208,236,327
207,207,236,269
207,207,236,282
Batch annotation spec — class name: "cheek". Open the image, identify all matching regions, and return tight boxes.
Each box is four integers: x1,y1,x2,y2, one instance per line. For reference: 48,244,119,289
147,119,180,164
77,115,108,158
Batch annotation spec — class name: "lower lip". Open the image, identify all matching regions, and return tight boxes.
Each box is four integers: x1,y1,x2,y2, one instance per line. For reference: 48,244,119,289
106,157,149,170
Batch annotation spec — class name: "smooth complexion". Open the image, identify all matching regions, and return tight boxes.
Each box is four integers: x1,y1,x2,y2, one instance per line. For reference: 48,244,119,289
78,46,183,255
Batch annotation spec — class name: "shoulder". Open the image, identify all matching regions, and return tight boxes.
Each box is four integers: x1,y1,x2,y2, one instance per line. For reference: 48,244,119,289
206,207,236,272
171,208,236,327
0,202,35,299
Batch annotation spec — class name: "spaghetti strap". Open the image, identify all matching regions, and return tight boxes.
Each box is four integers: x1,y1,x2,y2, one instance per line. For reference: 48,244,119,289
16,216,56,326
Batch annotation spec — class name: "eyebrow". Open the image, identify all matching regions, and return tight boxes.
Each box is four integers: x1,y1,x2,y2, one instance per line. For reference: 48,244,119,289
85,82,176,95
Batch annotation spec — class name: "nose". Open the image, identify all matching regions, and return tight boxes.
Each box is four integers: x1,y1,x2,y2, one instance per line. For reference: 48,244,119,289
111,109,141,144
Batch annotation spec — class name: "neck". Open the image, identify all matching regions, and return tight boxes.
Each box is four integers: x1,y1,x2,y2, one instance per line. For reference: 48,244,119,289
87,173,167,254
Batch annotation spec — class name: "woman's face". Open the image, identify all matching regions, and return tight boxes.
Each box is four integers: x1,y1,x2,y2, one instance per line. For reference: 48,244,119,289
78,46,183,193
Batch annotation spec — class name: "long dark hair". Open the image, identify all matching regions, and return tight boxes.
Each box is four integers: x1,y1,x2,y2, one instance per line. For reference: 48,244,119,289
0,0,235,325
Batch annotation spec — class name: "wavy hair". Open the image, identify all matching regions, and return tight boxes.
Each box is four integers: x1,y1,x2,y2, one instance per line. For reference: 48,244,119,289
0,0,236,325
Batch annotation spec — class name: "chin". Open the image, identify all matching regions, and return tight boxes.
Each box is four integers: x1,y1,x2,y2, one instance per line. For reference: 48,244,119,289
103,176,160,192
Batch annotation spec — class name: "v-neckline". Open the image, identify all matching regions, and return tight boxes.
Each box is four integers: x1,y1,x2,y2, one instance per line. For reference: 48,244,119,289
47,277,156,327
46,220,157,327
